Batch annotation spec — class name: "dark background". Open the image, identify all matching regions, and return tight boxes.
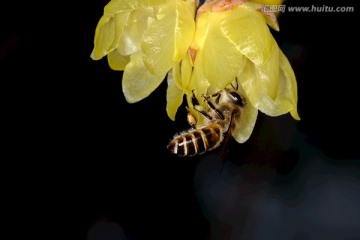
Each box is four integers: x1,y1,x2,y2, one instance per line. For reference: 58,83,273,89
1,0,359,239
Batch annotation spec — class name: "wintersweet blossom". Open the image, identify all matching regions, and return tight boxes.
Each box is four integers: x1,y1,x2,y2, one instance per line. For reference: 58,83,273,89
91,0,299,144
91,0,196,103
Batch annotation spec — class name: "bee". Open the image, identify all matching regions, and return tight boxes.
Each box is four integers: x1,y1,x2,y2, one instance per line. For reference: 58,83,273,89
167,83,246,157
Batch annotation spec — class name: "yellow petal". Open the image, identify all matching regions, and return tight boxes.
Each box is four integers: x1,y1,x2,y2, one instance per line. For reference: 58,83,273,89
279,51,300,120
166,48,202,121
232,84,259,143
238,45,279,106
122,52,166,103
117,8,155,56
221,7,275,65
251,51,298,118
194,11,245,89
91,15,112,60
165,52,195,120
174,0,196,61
238,59,259,105
141,0,195,75
238,48,299,119
91,13,129,60
181,52,193,89
107,49,130,70
104,0,166,14
166,68,184,121
172,59,183,89
254,43,280,100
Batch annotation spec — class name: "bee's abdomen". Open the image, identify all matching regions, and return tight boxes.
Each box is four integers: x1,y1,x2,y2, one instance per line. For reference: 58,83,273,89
167,124,222,156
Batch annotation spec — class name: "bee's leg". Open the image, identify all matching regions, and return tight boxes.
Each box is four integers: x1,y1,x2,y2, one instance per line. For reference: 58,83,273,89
191,90,213,121
201,94,225,120
186,107,197,128
190,89,200,107
206,92,221,104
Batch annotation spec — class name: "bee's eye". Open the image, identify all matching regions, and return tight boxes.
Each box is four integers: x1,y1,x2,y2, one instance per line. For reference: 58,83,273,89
229,91,245,107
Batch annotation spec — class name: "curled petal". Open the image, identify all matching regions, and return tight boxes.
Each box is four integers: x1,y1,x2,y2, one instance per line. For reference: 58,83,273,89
91,12,129,60
233,103,258,143
279,51,300,120
122,52,166,103
90,15,113,60
107,49,130,70
166,68,184,121
166,52,195,120
232,85,258,143
238,48,299,120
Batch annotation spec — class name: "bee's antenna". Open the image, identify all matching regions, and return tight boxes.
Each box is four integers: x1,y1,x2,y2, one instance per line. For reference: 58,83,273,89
231,78,239,90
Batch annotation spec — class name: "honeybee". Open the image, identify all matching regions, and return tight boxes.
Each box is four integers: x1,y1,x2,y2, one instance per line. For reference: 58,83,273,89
167,83,246,157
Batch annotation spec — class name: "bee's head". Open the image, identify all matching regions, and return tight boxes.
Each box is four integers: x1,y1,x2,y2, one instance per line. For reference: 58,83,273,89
228,90,245,107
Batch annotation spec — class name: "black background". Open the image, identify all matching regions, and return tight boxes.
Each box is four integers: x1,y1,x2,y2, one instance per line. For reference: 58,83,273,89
1,0,359,239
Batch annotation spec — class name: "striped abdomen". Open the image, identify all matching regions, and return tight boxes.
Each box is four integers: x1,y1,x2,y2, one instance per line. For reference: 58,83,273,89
167,123,223,156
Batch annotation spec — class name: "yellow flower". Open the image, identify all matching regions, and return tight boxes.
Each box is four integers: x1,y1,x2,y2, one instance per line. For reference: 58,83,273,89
91,0,299,145
167,0,299,143
91,0,196,103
